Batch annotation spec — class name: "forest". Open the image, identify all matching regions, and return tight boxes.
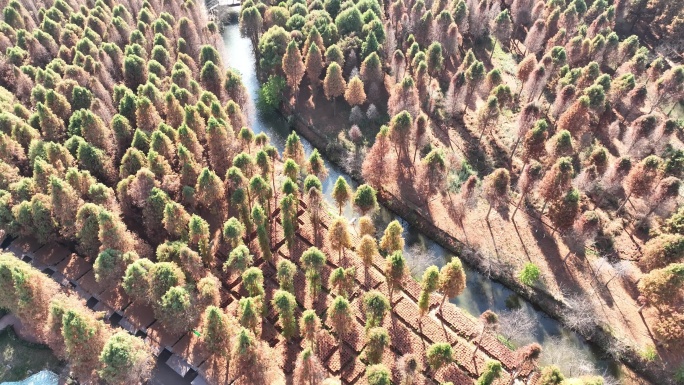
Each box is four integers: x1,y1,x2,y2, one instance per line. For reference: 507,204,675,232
0,0,681,384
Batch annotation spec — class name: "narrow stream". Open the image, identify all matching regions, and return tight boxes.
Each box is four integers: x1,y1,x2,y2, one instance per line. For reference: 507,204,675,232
220,21,620,379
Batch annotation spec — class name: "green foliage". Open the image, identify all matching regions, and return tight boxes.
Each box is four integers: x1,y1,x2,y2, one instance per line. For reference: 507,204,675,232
257,75,287,112
365,364,391,385
426,342,453,371
242,267,264,297
519,263,541,286
476,360,502,385
99,332,152,384
335,6,363,36
538,365,564,385
363,290,389,329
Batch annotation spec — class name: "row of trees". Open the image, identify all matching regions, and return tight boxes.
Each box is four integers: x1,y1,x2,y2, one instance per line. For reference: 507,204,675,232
0,254,154,383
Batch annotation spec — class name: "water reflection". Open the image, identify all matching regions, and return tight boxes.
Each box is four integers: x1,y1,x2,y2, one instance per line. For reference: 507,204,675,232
221,21,619,378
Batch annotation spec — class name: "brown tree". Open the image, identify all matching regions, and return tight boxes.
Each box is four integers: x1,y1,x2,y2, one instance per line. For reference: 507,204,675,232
282,40,305,103
482,168,510,221
345,76,367,107
323,62,346,116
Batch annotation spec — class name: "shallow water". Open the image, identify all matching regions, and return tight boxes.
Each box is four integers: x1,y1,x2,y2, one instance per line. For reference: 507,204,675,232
220,21,620,378
0,371,59,385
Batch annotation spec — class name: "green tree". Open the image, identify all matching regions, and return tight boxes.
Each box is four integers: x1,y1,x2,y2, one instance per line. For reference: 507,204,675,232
332,176,351,214
364,327,390,364
418,265,439,319
242,267,265,297
252,204,272,263
188,214,211,264
224,244,253,275
301,246,327,302
258,26,290,77
272,290,298,339
157,286,193,334
353,184,378,215
203,305,233,358
122,258,154,304
363,290,389,330
62,308,107,378
365,364,391,385
277,259,297,293
438,257,466,311
384,251,406,301
426,342,453,372
327,295,352,341
99,331,153,385
379,220,404,254
538,365,564,385
476,360,502,385
329,266,355,299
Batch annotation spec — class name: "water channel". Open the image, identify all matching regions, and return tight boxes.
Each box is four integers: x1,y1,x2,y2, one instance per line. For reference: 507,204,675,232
220,20,620,380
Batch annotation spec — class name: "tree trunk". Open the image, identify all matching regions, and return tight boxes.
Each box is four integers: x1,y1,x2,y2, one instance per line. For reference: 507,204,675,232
439,292,447,313
509,137,522,165
512,189,526,220
616,192,632,213
486,204,493,221
489,39,497,61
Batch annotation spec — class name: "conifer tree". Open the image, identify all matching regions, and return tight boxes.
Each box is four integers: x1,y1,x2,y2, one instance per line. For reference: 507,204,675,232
323,62,346,116
385,251,406,301
364,327,390,365
163,201,191,240
438,257,466,311
299,309,321,351
188,214,211,264
380,220,404,254
328,217,352,265
332,176,351,215
476,360,502,385
242,267,265,298
329,266,356,299
363,290,389,330
61,308,108,378
482,168,510,221
277,259,296,293
99,331,153,385
282,40,305,102
358,234,379,288
345,76,367,107
418,266,439,320
157,286,193,334
305,44,324,92
202,305,233,359
272,290,298,339
195,167,225,213
224,243,253,275
122,258,154,304
301,246,327,302
426,343,453,372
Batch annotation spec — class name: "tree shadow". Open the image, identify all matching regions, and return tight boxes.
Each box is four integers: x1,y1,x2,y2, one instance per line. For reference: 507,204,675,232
512,218,531,261
529,218,582,292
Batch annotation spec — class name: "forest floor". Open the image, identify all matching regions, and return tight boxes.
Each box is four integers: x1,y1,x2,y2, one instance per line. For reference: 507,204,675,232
0,320,64,382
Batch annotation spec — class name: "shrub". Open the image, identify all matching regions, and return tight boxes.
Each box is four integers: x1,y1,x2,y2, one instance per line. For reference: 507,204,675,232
519,263,541,286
